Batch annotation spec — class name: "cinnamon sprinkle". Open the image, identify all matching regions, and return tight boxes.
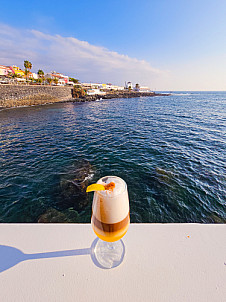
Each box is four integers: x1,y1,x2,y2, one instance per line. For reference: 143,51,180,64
104,182,115,191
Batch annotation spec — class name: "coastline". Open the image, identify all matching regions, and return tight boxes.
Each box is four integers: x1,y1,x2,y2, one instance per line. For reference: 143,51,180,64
70,91,170,103
0,84,170,109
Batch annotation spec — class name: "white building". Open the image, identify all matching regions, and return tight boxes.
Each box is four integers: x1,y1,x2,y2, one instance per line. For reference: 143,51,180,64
0,65,12,77
86,89,106,96
82,83,125,91
98,83,125,91
31,73,38,80
45,72,69,85
125,81,133,89
135,86,151,92
81,83,101,89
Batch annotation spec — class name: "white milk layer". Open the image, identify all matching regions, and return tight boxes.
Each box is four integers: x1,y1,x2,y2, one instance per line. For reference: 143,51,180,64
92,176,129,224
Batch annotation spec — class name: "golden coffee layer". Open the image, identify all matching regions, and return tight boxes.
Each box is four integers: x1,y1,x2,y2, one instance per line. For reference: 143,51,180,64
91,213,130,242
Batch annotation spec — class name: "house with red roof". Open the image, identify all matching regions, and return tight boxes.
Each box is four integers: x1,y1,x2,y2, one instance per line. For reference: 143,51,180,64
45,71,69,85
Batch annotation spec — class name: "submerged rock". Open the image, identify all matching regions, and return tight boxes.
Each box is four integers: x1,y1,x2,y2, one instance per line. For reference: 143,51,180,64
58,159,94,211
154,167,178,188
207,213,226,223
38,207,80,223
38,208,68,223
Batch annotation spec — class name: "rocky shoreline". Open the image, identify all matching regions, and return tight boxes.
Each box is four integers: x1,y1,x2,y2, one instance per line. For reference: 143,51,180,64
0,84,170,109
71,91,171,103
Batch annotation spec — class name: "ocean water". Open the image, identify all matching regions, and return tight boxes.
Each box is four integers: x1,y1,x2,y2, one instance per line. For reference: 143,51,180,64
0,92,225,223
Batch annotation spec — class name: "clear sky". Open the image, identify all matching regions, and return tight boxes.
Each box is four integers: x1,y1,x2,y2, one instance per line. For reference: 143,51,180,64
1,0,226,90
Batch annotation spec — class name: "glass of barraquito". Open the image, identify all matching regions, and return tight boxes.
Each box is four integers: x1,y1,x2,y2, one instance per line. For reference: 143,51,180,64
91,176,130,268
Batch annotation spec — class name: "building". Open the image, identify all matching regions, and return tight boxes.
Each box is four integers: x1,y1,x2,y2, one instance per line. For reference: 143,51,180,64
125,81,133,89
82,83,125,91
99,83,124,91
139,86,151,92
86,89,106,95
134,85,151,92
45,71,69,85
81,83,101,90
31,73,38,80
0,65,13,77
99,83,113,90
0,65,9,76
11,66,25,77
111,85,124,91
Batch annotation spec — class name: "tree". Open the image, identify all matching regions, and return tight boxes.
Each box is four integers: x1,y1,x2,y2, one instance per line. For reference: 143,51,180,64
24,60,32,81
72,86,86,98
69,77,79,84
53,78,59,85
36,78,42,84
24,69,29,81
8,72,18,79
37,69,44,78
47,78,53,85
37,69,44,85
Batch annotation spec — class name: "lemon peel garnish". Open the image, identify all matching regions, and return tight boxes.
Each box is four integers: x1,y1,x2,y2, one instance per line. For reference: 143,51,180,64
86,183,105,192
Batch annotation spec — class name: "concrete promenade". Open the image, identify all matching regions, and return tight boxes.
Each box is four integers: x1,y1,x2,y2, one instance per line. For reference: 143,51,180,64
0,224,225,301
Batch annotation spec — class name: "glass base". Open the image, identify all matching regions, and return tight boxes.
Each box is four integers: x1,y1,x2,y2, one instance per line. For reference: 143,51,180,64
93,238,125,269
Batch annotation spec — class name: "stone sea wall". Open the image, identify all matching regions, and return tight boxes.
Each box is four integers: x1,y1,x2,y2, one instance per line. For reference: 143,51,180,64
0,84,73,108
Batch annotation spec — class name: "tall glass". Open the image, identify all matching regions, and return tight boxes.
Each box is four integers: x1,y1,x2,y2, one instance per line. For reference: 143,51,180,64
91,176,130,268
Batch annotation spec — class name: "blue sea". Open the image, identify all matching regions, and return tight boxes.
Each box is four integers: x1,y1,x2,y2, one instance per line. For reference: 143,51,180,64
0,92,225,223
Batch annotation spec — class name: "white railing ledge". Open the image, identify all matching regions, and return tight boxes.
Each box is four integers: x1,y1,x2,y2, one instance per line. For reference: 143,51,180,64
0,223,225,302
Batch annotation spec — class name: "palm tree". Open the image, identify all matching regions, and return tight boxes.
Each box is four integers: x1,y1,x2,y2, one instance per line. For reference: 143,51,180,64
37,69,44,85
24,69,29,81
24,60,32,81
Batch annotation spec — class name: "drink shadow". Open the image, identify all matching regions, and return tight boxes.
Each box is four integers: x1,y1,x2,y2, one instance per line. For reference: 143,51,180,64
0,238,116,273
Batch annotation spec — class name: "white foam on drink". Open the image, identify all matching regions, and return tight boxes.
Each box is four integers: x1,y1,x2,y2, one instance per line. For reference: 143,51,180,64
93,176,129,223
97,176,125,197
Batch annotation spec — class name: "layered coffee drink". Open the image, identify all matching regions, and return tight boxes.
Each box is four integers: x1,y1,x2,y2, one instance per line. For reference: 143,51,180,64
91,176,130,242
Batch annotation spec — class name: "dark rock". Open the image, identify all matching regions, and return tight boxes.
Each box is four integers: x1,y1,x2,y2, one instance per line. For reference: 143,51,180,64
38,207,80,223
38,208,68,223
207,213,226,223
58,159,94,211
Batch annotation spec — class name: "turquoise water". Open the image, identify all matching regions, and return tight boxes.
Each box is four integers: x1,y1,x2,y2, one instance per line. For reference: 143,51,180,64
0,92,225,223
